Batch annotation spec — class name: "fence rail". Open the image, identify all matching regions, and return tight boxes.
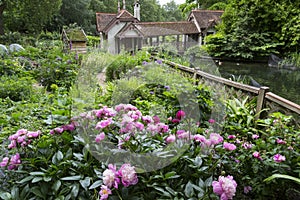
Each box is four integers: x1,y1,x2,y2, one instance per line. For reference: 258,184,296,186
155,58,300,121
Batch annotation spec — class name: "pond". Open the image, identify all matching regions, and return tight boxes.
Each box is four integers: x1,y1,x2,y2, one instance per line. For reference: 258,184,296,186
217,62,300,105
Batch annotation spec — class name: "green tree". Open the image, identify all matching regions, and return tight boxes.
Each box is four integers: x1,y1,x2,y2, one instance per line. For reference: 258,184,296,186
179,0,228,16
162,0,184,21
206,0,300,59
1,0,62,34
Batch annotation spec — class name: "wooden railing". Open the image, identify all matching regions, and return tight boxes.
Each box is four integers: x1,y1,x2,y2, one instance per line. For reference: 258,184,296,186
155,58,300,122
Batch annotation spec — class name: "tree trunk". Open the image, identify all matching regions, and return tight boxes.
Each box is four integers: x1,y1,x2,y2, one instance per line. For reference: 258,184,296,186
0,4,5,35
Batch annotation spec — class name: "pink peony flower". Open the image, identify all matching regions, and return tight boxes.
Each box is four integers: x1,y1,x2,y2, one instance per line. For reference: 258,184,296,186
61,123,76,131
127,110,142,120
244,186,252,194
212,175,237,200
252,134,259,139
223,142,236,151
8,140,17,149
118,163,138,187
141,115,153,124
152,115,160,124
27,130,41,138
156,123,169,133
276,139,286,145
134,122,144,131
95,106,117,118
0,157,9,167
99,185,112,200
16,129,27,136
252,151,262,160
103,164,120,189
209,133,223,145
146,124,158,134
96,118,113,129
176,110,185,120
8,153,21,170
227,135,236,139
194,134,206,143
242,142,253,149
273,154,286,163
171,118,180,123
166,134,176,143
177,130,191,139
54,127,64,134
17,135,26,144
208,119,215,124
95,132,105,143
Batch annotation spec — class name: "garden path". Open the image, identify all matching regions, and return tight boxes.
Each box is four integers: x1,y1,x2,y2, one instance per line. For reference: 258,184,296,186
97,68,106,89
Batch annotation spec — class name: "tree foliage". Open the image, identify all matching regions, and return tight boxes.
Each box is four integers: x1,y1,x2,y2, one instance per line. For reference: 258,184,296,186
179,0,228,16
162,0,184,21
1,0,62,34
205,0,300,59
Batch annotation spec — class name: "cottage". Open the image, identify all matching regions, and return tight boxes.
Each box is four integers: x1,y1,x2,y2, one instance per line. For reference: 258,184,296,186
96,0,223,54
62,28,88,54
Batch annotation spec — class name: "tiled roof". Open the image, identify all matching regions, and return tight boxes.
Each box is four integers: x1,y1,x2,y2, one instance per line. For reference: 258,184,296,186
96,12,116,32
116,9,135,20
96,10,138,33
189,10,223,29
135,21,199,37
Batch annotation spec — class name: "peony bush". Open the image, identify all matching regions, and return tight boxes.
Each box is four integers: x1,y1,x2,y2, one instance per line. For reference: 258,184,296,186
1,100,299,199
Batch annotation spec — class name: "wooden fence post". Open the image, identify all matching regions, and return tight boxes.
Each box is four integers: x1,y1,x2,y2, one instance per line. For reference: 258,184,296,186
193,67,199,85
256,86,269,120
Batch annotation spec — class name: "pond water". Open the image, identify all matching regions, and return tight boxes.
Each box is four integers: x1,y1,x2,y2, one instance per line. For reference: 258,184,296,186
217,62,300,105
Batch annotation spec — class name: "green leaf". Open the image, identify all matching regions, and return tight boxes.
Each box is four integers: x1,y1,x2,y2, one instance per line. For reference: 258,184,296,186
32,177,43,183
11,186,19,199
198,178,204,188
164,171,180,179
43,176,52,182
165,187,177,196
89,180,102,190
0,192,12,200
193,156,202,167
73,153,83,161
17,176,34,184
20,184,30,199
70,184,80,198
79,177,91,190
264,174,300,185
153,186,171,197
204,176,213,187
31,187,44,198
184,181,194,198
61,175,81,181
52,180,62,192
56,150,64,161
29,171,45,176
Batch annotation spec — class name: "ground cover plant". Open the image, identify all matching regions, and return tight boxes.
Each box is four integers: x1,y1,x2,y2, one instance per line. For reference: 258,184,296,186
0,46,299,199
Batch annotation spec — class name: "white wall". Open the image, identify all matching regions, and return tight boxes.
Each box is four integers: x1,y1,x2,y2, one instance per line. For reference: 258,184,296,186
107,22,126,54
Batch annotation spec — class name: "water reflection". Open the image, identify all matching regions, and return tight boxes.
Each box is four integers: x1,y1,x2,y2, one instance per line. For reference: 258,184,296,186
217,62,300,105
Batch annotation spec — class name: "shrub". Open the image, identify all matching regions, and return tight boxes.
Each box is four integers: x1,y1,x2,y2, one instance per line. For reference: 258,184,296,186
0,76,34,101
105,50,151,82
86,35,100,47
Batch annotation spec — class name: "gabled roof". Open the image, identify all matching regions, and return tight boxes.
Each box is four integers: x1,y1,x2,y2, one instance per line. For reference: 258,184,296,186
116,9,136,20
188,10,223,29
116,23,144,39
96,9,138,33
135,21,199,37
96,12,116,32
